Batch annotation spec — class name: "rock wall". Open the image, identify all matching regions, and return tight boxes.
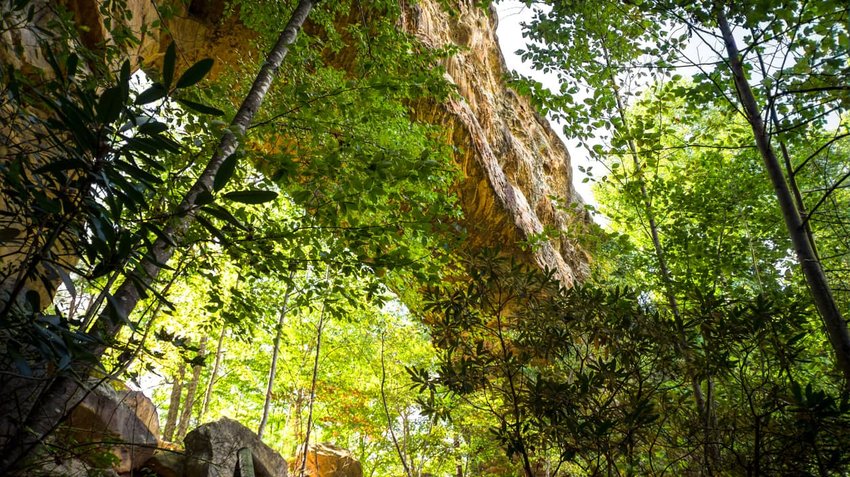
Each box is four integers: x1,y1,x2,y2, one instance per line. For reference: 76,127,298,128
154,0,591,284
405,2,589,284
0,0,589,288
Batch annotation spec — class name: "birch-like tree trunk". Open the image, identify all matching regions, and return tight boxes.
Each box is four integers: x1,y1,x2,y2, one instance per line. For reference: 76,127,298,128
176,337,206,441
380,331,413,477
258,274,295,439
162,362,186,442
600,43,715,468
0,2,315,471
298,269,330,476
200,327,226,421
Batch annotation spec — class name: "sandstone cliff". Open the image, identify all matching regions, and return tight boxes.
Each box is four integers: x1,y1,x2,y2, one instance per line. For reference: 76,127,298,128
0,0,589,289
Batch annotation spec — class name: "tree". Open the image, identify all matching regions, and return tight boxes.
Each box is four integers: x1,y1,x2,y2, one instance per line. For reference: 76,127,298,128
514,0,850,387
589,85,849,474
0,1,315,471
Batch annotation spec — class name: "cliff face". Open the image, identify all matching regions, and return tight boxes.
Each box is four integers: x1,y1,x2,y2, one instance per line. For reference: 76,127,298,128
405,2,589,284
1,0,589,286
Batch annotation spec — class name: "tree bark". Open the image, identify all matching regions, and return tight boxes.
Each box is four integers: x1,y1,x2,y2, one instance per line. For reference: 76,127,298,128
298,268,329,476
0,2,315,472
162,362,186,442
380,331,412,477
258,275,295,439
717,7,850,385
200,327,226,421
176,337,206,441
601,42,714,468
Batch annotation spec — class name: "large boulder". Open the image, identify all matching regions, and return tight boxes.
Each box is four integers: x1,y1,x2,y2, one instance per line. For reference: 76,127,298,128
141,450,186,477
184,417,288,477
293,443,363,477
32,455,120,477
66,381,160,474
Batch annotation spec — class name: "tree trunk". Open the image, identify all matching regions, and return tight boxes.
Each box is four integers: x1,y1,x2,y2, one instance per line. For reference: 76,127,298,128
163,362,186,442
454,435,463,477
200,327,227,421
298,269,329,476
717,7,850,385
176,338,206,441
0,2,315,472
258,275,295,439
380,332,412,477
291,389,305,456
601,42,712,468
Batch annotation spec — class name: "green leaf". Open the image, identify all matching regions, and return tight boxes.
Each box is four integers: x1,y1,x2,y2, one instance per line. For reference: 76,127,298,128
201,205,248,230
97,86,124,124
105,293,134,329
25,290,40,311
223,190,278,204
196,215,227,242
35,158,87,174
0,228,22,241
138,121,168,135
66,53,78,80
176,58,214,89
143,223,177,247
113,159,162,186
213,152,239,192
163,42,176,89
49,263,76,299
135,83,166,105
195,189,216,206
177,99,224,116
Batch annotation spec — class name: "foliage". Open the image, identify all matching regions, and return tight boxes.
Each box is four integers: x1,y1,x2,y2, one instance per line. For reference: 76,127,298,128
0,0,463,473
6,0,850,476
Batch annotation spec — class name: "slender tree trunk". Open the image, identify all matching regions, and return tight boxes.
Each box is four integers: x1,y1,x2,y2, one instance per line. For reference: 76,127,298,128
291,389,305,455
752,41,822,262
298,269,330,476
601,43,714,469
0,3,315,472
454,435,463,477
176,337,206,441
380,331,412,477
492,302,534,477
162,362,186,442
258,274,295,439
200,327,227,421
717,7,850,385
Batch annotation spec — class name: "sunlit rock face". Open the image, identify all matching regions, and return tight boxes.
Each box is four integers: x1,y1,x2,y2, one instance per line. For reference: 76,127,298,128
157,0,590,284
404,2,590,284
0,0,590,286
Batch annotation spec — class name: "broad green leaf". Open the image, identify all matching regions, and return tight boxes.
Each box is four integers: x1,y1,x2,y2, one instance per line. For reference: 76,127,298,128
65,53,78,80
196,215,227,242
213,152,239,192
223,190,278,204
177,98,224,116
96,86,124,124
176,58,214,89
35,158,87,174
0,228,21,241
135,83,166,105
201,205,248,230
163,42,176,89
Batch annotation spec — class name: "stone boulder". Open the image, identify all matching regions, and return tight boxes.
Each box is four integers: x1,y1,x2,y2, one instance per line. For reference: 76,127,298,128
293,443,363,477
141,450,185,477
33,455,120,477
184,417,288,477
66,381,160,474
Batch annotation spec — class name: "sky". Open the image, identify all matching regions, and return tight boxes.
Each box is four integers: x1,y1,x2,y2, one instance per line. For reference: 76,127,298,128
491,1,735,210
